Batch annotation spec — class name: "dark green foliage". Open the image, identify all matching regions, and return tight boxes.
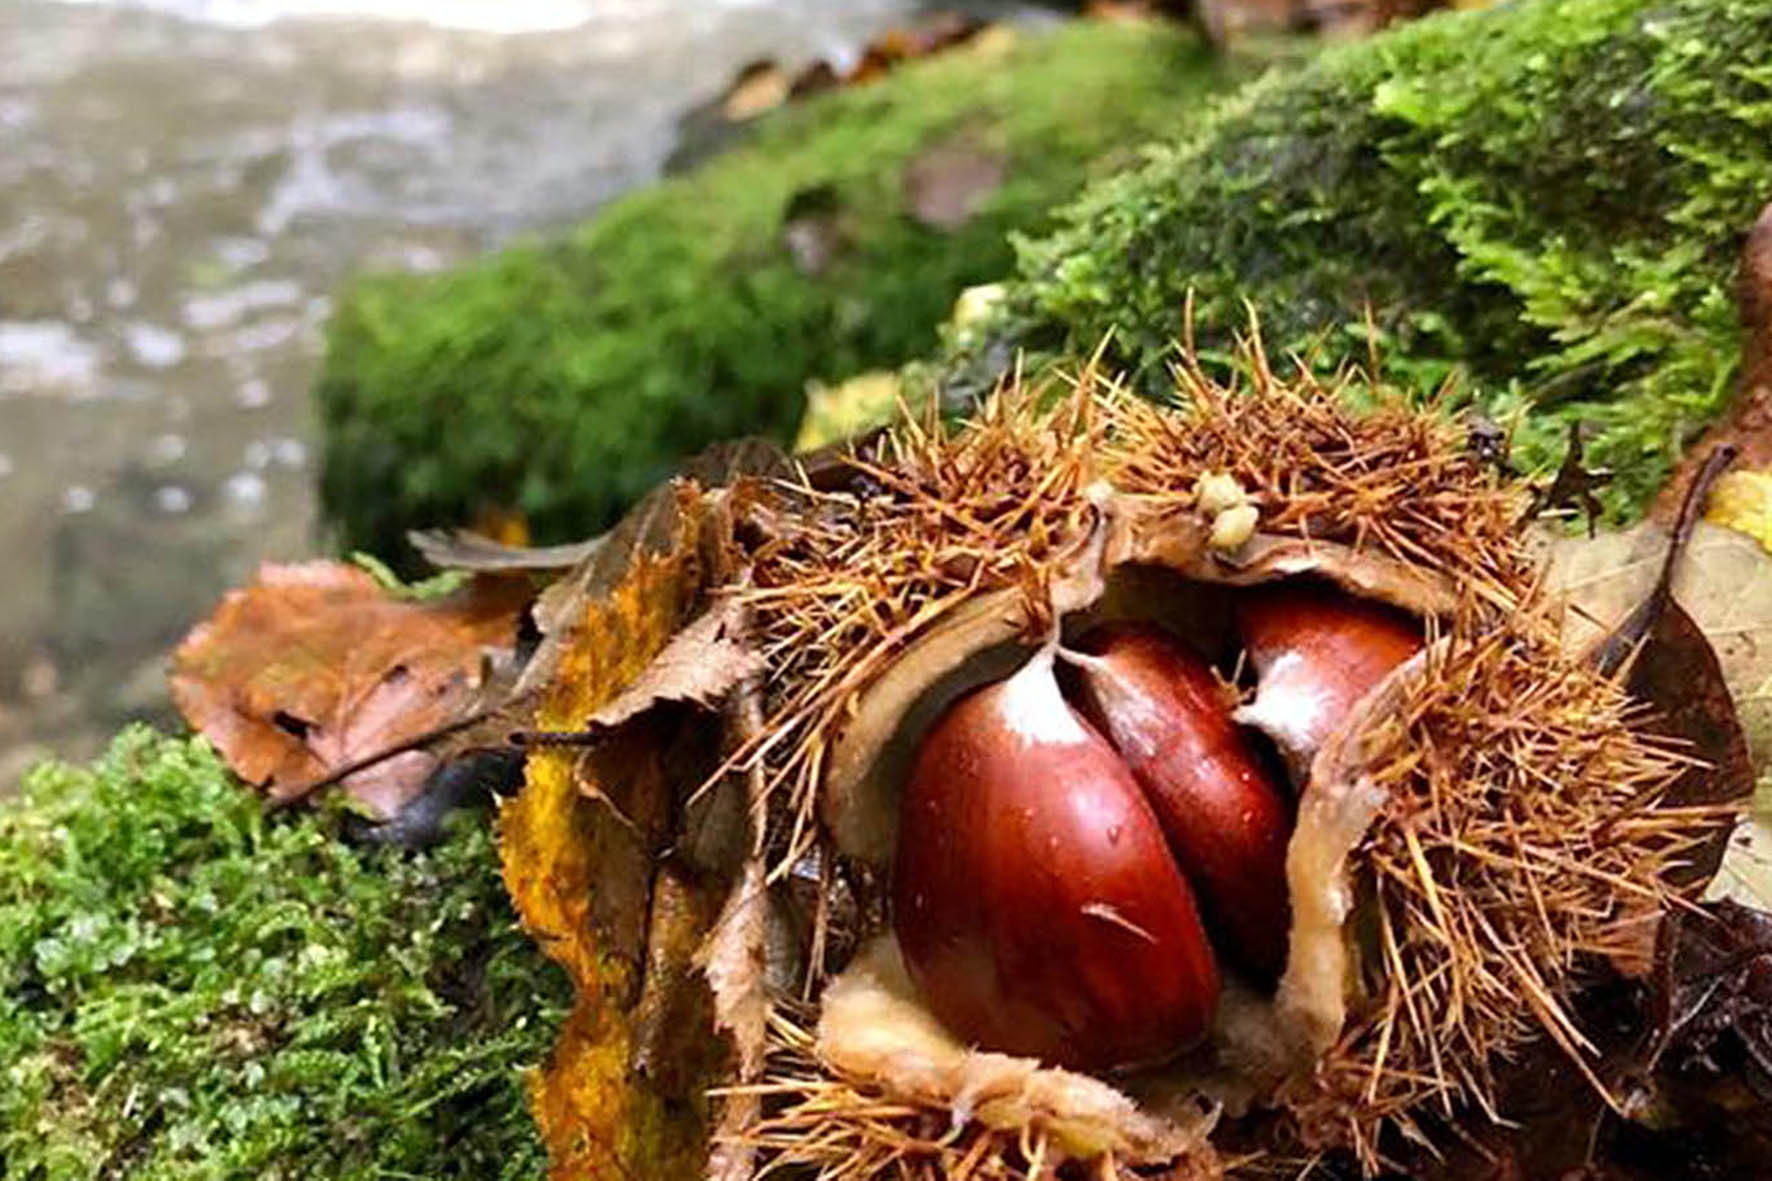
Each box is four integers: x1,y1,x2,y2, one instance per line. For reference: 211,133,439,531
0,730,566,1180
986,0,1772,516
317,21,1244,561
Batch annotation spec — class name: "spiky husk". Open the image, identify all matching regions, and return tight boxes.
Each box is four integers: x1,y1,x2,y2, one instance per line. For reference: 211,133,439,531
726,338,1701,1175
744,343,1529,871
1104,338,1533,614
738,373,1103,874
1281,605,1703,1170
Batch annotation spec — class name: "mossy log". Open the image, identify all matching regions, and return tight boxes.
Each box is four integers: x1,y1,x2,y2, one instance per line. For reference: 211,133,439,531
969,0,1772,516
317,20,1238,561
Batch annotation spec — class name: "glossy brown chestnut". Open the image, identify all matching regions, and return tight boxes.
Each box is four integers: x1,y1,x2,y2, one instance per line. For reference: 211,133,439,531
893,650,1221,1072
1069,625,1292,980
1234,584,1425,780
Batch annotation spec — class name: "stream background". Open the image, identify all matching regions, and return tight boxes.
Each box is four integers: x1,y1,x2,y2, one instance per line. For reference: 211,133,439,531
0,0,1044,785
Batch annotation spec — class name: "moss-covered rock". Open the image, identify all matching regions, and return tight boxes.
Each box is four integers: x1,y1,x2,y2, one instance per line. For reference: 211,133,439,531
317,20,1248,560
973,0,1772,516
0,730,564,1179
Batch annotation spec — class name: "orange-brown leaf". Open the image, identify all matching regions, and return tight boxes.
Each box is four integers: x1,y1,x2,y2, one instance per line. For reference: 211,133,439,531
169,561,525,818
903,135,1005,231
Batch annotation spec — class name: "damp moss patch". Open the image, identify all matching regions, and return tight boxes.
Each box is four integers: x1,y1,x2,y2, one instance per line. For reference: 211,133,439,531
966,0,1772,517
0,729,565,1179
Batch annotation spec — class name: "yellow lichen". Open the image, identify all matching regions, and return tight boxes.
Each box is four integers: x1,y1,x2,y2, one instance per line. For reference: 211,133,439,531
1706,468,1772,554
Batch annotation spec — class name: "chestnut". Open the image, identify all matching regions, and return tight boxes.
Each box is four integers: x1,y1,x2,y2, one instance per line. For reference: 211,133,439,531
1067,625,1292,980
1233,583,1424,780
892,649,1221,1072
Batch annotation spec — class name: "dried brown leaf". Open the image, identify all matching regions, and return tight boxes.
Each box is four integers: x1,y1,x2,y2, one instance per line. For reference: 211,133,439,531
1545,521,1771,754
1621,598,1754,890
842,14,989,88
517,438,787,701
1545,522,1768,903
903,134,1005,231
720,60,790,122
630,862,730,1100
169,561,525,818
1653,899,1772,1099
704,860,772,1079
408,527,604,573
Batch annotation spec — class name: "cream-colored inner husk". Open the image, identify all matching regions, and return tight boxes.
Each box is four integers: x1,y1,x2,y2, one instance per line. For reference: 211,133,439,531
816,937,1217,1163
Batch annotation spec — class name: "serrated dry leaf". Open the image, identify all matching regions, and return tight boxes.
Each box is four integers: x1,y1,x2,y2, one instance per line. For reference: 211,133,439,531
169,561,525,818
552,595,765,745
700,859,771,1181
703,860,770,1079
698,663,773,1181
516,440,789,699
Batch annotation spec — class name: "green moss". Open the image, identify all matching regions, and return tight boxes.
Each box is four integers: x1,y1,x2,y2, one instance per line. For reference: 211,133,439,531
981,0,1772,517
317,20,1250,560
0,730,565,1179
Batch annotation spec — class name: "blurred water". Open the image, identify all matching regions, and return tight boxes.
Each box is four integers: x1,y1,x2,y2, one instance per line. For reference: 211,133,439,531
57,0,869,34
0,0,973,783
